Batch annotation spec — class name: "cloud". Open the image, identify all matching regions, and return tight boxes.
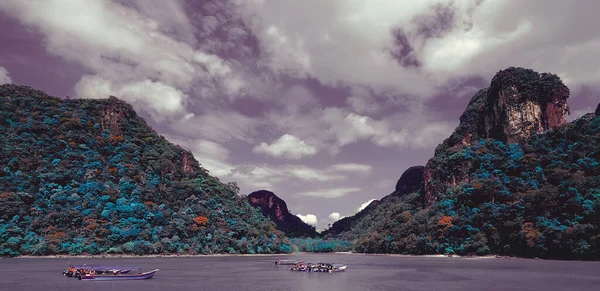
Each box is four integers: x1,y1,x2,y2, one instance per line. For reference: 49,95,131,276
237,0,443,97
328,212,343,222
346,86,382,115
286,165,345,181
297,187,361,199
322,107,455,151
236,0,600,104
0,67,11,84
296,214,317,226
328,163,372,174
162,135,234,178
226,163,352,194
75,76,188,122
170,110,262,144
0,0,248,122
357,199,377,213
253,134,317,159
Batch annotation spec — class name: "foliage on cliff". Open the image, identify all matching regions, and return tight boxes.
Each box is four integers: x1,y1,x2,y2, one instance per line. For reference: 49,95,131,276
325,69,600,260
0,84,291,256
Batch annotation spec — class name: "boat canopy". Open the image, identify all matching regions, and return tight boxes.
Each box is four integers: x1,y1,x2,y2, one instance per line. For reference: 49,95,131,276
70,265,141,271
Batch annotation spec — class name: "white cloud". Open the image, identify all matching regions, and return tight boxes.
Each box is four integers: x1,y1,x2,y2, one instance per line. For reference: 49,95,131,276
170,110,262,144
0,67,11,84
297,187,361,199
235,0,600,104
0,0,247,122
322,107,455,151
253,134,317,159
357,199,377,213
328,212,343,222
296,214,318,226
237,0,442,97
224,162,354,194
328,163,372,174
75,75,188,122
162,135,234,178
286,165,345,181
347,86,381,115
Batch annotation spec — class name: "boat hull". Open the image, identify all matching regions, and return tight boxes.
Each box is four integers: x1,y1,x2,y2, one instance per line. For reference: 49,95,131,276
80,269,159,281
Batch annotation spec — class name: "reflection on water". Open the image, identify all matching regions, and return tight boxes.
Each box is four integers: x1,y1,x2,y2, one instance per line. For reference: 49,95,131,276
0,254,599,291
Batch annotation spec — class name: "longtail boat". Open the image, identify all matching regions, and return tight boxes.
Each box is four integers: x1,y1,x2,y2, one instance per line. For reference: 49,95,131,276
79,269,159,281
63,263,159,280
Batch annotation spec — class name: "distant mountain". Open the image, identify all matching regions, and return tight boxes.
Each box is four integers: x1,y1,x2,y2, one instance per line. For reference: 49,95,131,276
323,166,424,236
325,67,600,260
0,84,291,256
247,190,318,238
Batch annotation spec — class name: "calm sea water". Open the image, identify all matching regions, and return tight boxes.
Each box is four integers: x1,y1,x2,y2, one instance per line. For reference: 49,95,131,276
0,254,599,291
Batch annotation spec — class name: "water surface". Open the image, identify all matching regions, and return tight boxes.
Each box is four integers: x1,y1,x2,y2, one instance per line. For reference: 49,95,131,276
1,254,599,291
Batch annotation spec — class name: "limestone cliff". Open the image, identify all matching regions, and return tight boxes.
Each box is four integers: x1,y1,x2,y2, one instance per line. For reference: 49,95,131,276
424,67,571,205
484,67,570,143
247,190,318,237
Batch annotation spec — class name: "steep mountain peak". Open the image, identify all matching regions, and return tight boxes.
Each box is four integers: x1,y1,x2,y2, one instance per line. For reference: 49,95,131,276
436,67,570,155
248,190,289,222
425,67,571,205
484,67,570,143
596,103,600,116
247,190,317,237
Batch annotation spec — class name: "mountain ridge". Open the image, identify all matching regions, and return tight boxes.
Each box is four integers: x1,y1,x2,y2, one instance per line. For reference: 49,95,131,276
323,67,600,260
0,84,291,256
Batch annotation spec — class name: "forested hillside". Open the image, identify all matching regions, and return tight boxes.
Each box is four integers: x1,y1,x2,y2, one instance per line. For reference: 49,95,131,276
0,84,291,256
325,68,600,260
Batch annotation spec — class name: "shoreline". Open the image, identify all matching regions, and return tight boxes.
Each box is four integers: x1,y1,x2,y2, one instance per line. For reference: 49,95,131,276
10,253,294,259
6,252,503,260
8,251,595,261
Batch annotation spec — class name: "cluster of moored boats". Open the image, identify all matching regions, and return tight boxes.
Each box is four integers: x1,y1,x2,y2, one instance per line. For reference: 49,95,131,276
62,259,343,281
275,259,347,273
63,264,159,281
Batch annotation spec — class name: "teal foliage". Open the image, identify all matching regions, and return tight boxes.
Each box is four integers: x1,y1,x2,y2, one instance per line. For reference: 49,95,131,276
336,110,600,260
0,84,291,256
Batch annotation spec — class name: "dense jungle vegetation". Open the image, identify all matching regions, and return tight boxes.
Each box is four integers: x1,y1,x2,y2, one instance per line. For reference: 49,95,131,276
0,84,292,256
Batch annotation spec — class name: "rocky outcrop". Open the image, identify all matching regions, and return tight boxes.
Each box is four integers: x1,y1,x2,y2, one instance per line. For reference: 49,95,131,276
596,103,600,116
483,67,570,143
395,166,425,196
424,67,571,206
101,96,128,136
247,190,318,237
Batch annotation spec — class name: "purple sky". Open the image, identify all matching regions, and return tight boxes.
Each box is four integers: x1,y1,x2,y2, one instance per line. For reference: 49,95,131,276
1,0,599,230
